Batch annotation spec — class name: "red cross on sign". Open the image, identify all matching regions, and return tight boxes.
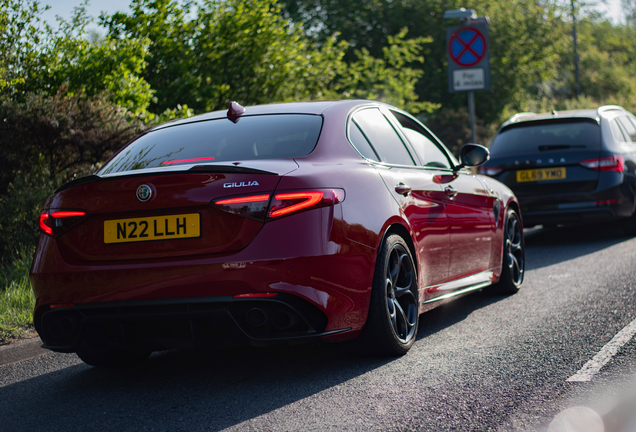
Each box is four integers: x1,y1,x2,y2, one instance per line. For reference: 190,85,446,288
448,27,487,67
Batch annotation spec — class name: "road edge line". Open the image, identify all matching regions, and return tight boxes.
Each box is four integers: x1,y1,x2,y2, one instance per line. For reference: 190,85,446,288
567,318,636,382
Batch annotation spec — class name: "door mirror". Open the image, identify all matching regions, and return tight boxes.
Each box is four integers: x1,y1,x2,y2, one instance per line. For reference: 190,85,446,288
455,144,490,171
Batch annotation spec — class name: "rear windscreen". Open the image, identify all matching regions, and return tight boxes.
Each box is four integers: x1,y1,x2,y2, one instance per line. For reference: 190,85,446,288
490,120,601,156
99,114,323,174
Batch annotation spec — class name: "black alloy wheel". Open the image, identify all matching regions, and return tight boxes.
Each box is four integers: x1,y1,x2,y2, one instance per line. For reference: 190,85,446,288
358,234,419,356
488,208,524,295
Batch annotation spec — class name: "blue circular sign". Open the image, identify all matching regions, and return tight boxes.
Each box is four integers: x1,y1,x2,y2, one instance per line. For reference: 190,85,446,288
448,27,487,67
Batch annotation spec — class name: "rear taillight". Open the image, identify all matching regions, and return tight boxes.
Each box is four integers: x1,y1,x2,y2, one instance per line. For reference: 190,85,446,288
579,155,624,172
39,210,87,236
477,166,503,176
214,194,271,221
269,191,327,217
213,189,344,221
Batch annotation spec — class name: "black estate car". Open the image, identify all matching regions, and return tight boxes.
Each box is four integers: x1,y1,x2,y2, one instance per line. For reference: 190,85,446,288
479,105,636,232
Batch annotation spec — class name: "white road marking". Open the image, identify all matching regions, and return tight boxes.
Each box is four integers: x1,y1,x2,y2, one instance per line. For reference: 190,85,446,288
567,318,636,382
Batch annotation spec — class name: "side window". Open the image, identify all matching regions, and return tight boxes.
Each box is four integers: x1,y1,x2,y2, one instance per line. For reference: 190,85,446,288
348,122,380,161
352,108,415,166
390,111,452,169
610,118,628,142
617,116,636,142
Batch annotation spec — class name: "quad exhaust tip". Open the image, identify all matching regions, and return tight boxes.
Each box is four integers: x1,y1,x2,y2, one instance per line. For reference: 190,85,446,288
245,307,300,331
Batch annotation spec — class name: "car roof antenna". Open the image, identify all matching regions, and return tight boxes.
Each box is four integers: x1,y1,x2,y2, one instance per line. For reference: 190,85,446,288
227,101,246,123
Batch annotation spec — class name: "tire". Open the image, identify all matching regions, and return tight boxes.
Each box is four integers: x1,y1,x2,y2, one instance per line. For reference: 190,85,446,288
76,345,151,368
487,208,524,295
357,234,419,356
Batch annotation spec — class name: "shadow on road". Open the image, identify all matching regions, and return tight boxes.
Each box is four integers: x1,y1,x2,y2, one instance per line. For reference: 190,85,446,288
4,225,630,431
416,291,502,340
523,222,632,271
0,339,394,431
0,288,508,432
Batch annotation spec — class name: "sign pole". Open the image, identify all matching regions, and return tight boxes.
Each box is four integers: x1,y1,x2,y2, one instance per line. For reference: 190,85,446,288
468,91,476,143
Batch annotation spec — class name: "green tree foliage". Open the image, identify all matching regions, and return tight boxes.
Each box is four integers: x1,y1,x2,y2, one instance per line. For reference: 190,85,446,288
283,0,565,123
0,0,154,113
338,29,438,114
103,0,342,112
101,0,434,114
575,20,636,105
40,9,154,114
0,0,45,91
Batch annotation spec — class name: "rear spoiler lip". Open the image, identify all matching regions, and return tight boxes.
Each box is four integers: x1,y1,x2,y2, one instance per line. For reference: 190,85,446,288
55,163,294,194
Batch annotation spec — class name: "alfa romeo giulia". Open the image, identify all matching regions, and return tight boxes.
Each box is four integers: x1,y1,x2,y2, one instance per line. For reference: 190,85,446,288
30,100,524,366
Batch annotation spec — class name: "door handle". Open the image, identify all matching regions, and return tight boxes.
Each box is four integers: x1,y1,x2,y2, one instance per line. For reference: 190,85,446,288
445,186,458,198
395,183,411,196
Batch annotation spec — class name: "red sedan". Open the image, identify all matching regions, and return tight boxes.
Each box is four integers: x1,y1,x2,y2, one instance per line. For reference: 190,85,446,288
30,100,524,366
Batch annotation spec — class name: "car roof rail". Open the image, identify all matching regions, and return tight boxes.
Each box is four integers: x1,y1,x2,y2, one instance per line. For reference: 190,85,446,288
507,112,536,123
598,105,626,115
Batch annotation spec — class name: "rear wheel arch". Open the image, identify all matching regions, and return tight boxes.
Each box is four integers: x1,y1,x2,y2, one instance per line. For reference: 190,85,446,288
486,207,524,295
494,199,522,265
357,232,420,355
506,200,521,223
381,223,418,280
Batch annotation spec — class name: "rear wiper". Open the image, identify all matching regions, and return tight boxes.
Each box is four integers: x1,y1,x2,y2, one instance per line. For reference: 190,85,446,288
538,145,586,151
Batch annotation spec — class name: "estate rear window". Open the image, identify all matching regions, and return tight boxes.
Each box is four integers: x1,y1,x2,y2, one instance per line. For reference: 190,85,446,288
490,120,601,156
99,114,323,174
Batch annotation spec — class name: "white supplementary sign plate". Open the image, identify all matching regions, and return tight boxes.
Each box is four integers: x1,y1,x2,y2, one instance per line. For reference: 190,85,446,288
453,68,485,91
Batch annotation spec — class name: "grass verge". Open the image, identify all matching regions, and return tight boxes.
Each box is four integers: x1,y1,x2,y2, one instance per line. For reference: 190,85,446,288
0,245,36,343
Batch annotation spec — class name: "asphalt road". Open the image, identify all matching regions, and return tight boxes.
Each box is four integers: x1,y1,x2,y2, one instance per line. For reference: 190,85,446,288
2,223,636,432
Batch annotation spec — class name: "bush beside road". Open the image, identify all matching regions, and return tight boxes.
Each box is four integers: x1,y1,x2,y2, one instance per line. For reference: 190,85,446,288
0,246,35,344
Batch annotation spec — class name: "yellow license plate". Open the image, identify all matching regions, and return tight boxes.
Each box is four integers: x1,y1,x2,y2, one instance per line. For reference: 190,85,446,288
104,213,200,244
516,167,566,183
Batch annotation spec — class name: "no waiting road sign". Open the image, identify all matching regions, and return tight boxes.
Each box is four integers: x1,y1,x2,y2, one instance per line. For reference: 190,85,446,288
449,27,486,67
446,22,491,93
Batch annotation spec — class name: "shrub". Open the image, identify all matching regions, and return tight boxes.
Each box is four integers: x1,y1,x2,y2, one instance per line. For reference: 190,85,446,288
0,244,35,338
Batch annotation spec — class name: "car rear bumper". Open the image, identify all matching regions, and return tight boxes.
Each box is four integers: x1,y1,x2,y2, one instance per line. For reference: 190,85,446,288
30,208,376,348
518,182,635,227
35,295,351,353
521,206,623,227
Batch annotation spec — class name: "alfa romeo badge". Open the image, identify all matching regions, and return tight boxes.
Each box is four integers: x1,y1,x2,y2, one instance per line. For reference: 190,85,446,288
136,184,152,202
